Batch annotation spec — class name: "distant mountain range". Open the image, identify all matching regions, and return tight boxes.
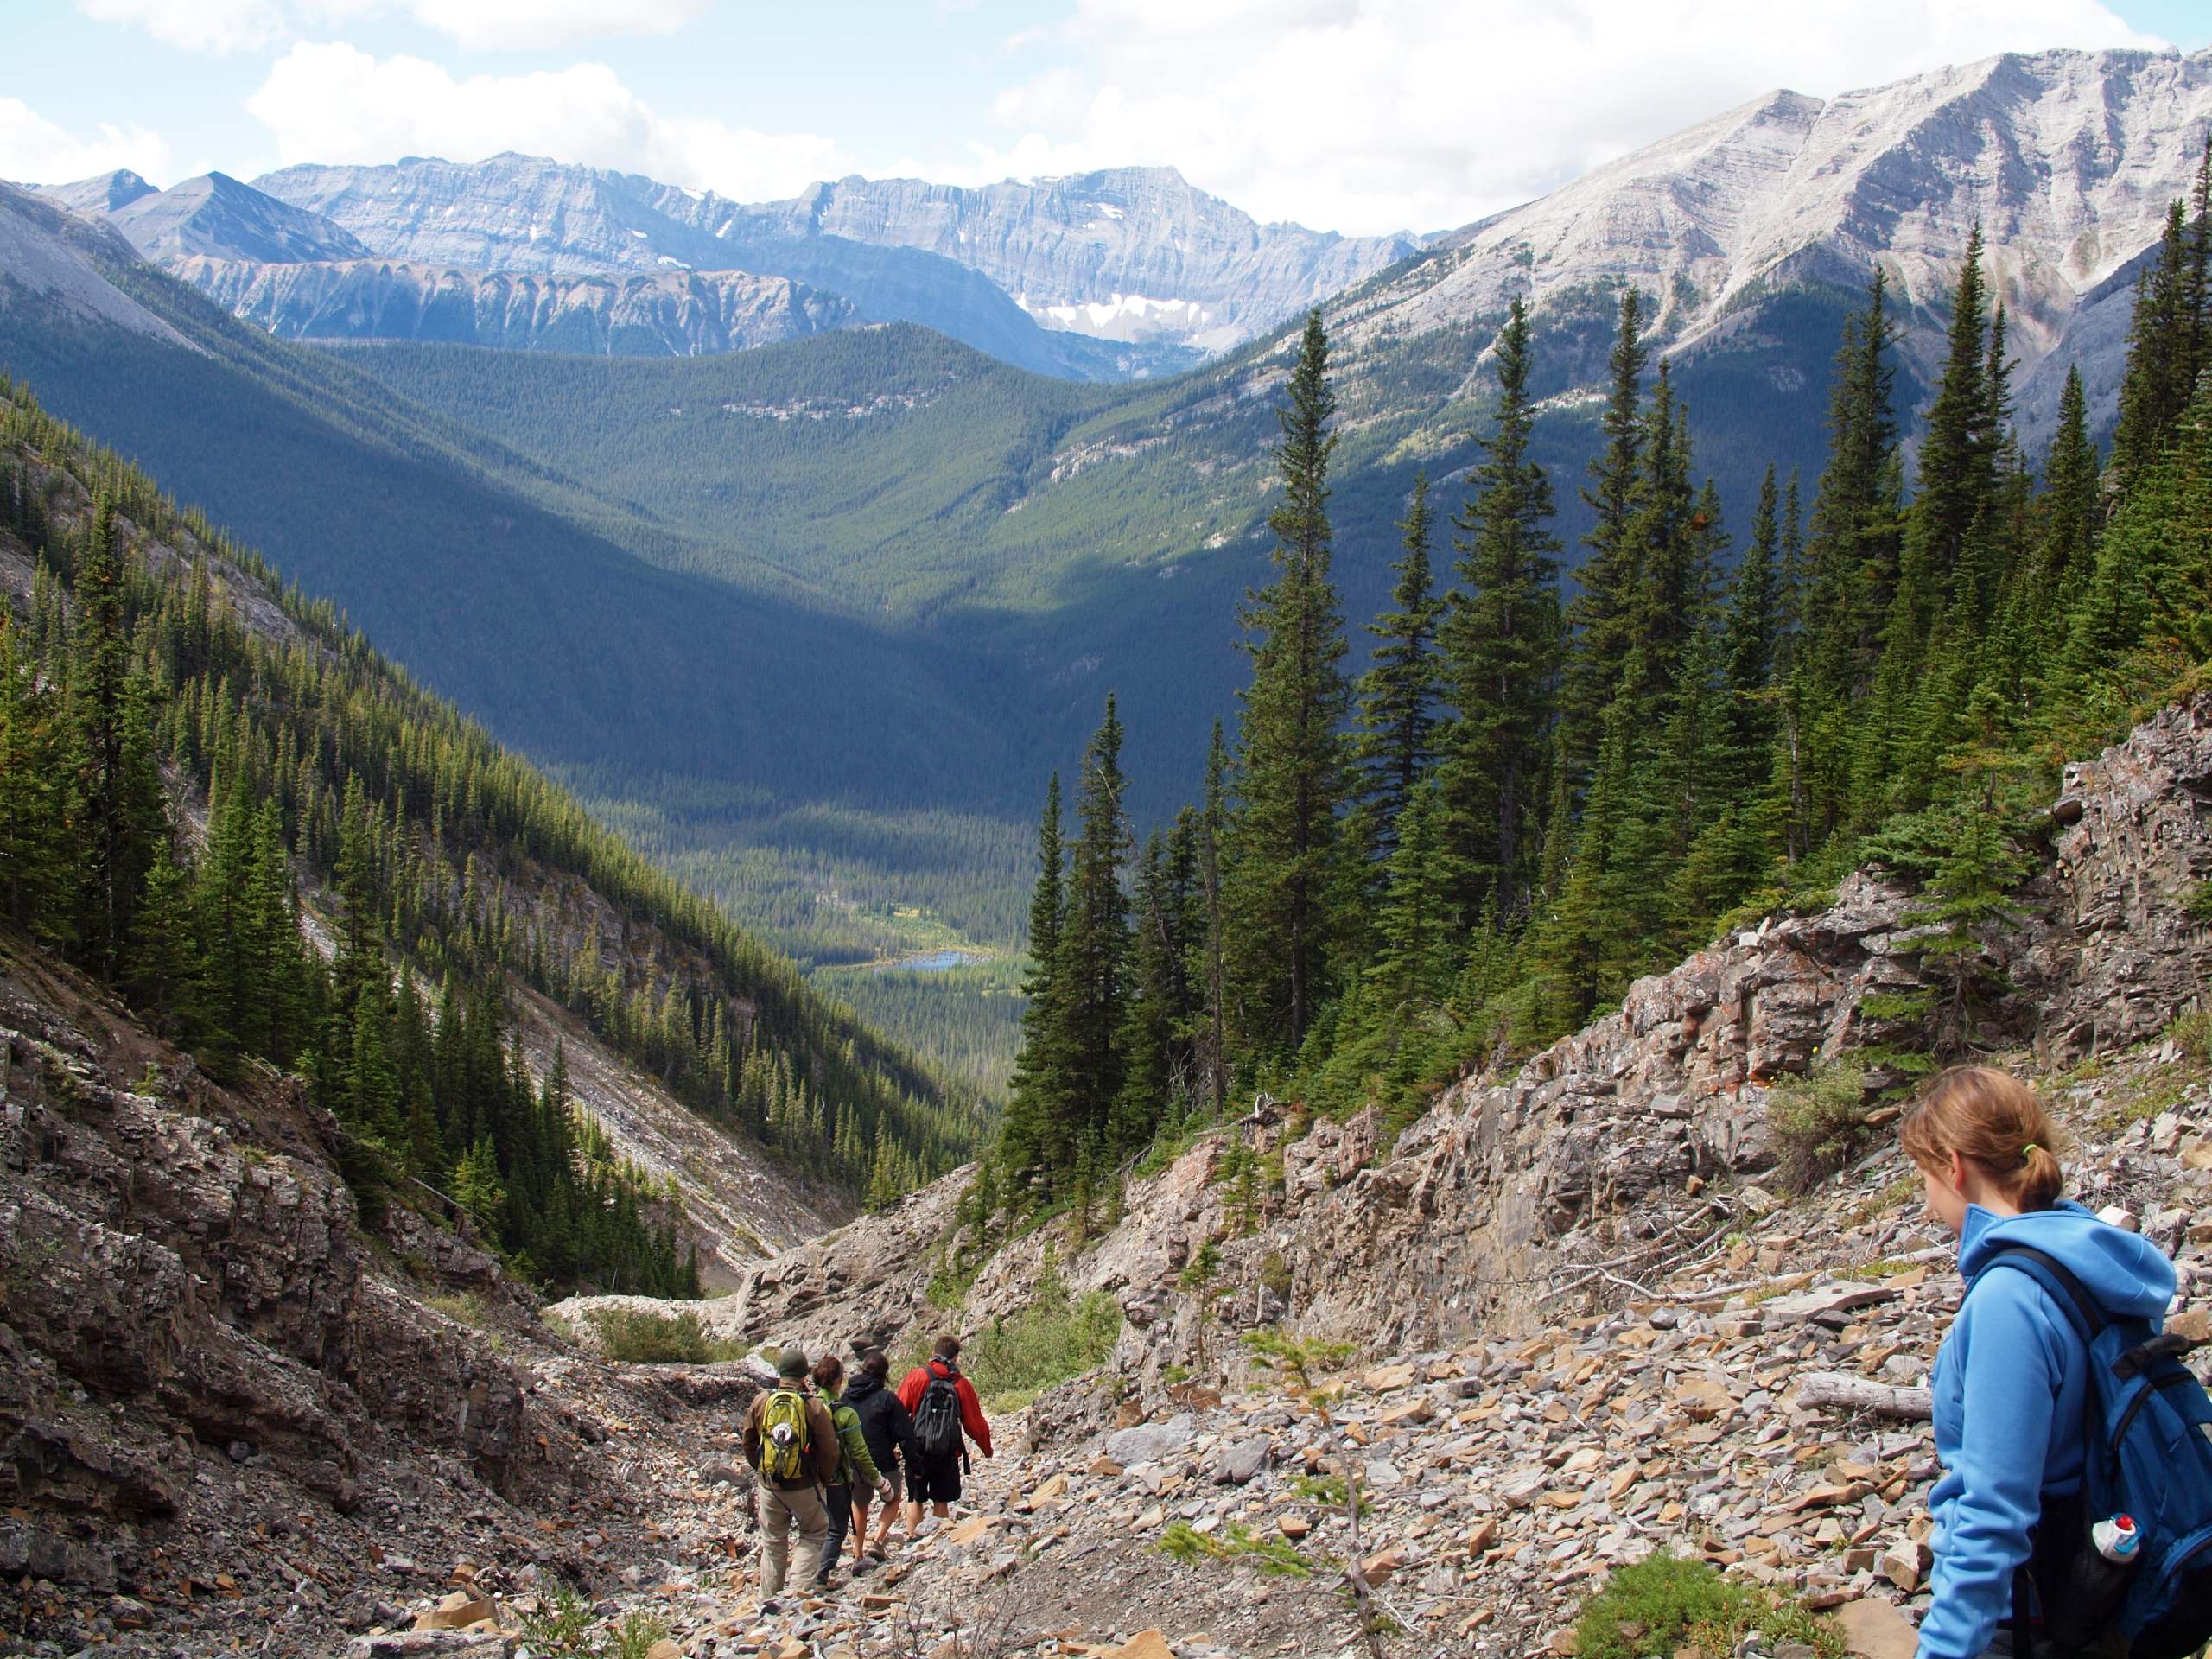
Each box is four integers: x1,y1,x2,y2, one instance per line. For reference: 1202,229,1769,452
30,43,2209,405
28,156,1405,378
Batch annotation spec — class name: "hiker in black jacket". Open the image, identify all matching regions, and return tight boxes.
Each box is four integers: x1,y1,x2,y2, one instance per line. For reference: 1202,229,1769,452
842,1349,918,1560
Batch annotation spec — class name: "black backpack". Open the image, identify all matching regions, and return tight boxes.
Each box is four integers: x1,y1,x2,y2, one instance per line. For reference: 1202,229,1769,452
913,1361,964,1460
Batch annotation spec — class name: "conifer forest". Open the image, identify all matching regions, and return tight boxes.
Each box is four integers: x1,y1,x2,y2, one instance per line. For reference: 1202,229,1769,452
988,145,2212,1224
0,385,988,1293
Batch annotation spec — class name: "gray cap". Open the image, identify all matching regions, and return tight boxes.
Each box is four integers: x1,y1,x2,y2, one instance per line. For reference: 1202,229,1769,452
776,1345,809,1380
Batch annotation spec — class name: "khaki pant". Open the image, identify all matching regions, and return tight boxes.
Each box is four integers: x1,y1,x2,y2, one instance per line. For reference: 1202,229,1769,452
759,1482,828,1595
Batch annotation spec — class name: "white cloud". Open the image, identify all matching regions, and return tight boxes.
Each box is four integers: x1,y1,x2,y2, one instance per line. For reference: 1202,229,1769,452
0,97,172,187
400,0,713,53
75,0,713,54
955,0,2171,234
246,42,840,200
75,0,287,53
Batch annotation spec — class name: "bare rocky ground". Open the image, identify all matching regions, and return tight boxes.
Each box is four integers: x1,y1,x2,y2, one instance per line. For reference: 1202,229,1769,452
10,701,2212,1658
186,1029,2205,1659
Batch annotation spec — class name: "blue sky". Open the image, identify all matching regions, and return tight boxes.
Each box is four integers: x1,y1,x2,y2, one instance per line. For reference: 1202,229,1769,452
3,1,2204,235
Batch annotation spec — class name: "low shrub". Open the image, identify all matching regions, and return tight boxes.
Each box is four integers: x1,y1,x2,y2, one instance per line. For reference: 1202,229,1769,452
2169,1007,2212,1065
426,1292,492,1328
960,1263,1122,1409
1766,1063,1871,1193
1573,1553,1843,1659
590,1306,741,1365
518,1588,671,1659
1159,1520,1314,1577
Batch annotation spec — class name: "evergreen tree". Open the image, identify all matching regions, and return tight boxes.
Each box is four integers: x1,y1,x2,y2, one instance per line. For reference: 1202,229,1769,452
1801,271,1904,700
2113,198,2199,493
1721,465,1784,784
1227,309,1351,1055
1055,697,1131,1160
1363,780,1454,1012
1113,817,1198,1151
1195,721,1230,1116
1000,772,1066,1177
0,614,71,937
1351,472,1444,856
1905,225,1996,613
69,495,159,972
123,832,200,1039
1774,469,1804,679
2037,365,2101,614
1623,365,1702,712
1560,287,1649,779
1438,295,1562,925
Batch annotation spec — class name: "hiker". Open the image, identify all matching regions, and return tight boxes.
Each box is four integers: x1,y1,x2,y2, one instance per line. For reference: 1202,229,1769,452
741,1346,841,1605
1903,1066,2184,1659
809,1353,891,1589
842,1347,919,1560
897,1334,993,1538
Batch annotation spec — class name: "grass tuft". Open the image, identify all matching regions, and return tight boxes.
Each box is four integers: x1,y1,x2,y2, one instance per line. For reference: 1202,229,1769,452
1573,1553,1843,1659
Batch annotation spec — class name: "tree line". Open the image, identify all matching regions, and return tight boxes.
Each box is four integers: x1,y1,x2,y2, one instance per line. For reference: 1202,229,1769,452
991,137,2212,1220
0,381,988,1287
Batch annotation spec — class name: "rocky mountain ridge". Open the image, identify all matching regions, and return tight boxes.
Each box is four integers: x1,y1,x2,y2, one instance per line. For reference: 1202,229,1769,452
239,155,1190,379
171,257,861,356
668,167,1418,353
1318,46,2212,454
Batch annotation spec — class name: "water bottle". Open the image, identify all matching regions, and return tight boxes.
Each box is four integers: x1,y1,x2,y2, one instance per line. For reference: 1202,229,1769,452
2047,1513,2143,1649
2093,1514,2140,1562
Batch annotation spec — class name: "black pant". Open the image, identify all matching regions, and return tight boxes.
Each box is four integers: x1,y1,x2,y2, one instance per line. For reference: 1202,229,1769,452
817,1482,852,1581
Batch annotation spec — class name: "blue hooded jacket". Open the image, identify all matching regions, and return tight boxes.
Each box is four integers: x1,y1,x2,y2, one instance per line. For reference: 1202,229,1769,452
1917,1200,2177,1659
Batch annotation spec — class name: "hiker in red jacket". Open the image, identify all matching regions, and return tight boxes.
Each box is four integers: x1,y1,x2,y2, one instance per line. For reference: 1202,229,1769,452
896,1334,991,1538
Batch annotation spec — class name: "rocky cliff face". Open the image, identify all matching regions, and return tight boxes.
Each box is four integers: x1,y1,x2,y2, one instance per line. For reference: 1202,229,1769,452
671,167,1417,353
238,156,1385,371
168,257,859,355
1,947,561,1630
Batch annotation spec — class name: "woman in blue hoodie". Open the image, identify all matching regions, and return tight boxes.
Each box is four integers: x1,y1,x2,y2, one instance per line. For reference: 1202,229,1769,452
1903,1065,2177,1659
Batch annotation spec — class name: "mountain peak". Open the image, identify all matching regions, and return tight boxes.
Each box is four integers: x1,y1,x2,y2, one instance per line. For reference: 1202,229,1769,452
51,168,372,265
37,168,159,217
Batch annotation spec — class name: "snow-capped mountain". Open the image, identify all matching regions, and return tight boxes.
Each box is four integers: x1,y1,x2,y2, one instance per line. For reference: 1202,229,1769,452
654,167,1419,353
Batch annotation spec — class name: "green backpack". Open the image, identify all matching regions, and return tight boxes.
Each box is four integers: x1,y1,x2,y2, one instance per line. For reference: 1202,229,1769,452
759,1387,811,1484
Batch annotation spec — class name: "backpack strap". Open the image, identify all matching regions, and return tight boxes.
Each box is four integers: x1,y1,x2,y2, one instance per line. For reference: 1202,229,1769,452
1975,1243,2110,1345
